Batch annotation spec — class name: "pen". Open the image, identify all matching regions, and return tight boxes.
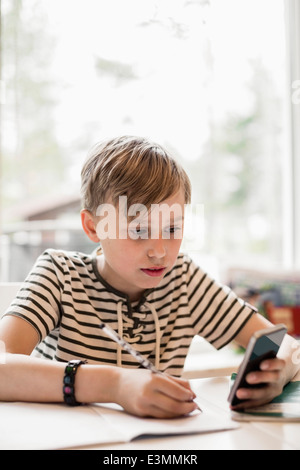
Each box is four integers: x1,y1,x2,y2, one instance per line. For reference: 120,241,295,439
99,322,162,375
99,322,202,412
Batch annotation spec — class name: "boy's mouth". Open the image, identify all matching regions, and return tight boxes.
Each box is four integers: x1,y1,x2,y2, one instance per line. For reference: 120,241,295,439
141,267,166,277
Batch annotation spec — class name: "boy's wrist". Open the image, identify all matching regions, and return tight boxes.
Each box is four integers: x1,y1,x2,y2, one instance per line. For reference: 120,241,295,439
63,360,87,406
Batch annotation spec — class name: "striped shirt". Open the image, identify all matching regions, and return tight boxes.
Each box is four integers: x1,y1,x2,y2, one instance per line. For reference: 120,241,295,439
4,249,255,376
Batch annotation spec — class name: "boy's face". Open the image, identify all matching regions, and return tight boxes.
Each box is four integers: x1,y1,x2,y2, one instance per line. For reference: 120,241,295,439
95,190,185,301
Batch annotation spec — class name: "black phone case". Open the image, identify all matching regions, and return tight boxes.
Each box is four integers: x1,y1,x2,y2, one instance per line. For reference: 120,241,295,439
230,350,277,406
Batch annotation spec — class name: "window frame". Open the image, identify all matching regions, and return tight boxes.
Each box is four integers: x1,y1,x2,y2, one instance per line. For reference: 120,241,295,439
284,0,300,269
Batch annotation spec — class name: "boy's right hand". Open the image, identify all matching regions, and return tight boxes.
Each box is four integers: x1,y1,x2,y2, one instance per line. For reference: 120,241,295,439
113,368,198,418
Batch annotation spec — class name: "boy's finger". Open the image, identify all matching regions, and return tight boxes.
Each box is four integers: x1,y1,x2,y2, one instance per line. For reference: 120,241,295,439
151,396,198,418
154,374,195,402
171,375,196,392
260,358,285,371
153,383,199,417
246,370,281,384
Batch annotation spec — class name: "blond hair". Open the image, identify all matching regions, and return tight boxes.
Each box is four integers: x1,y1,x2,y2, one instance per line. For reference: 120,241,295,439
81,136,191,213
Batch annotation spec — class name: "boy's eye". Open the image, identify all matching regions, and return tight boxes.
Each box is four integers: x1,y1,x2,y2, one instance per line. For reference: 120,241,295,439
164,226,182,235
128,227,148,239
128,225,183,239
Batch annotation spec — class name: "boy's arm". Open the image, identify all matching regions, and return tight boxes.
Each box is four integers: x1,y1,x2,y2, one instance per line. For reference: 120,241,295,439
0,317,198,418
0,315,40,354
0,315,116,404
232,312,300,409
0,353,197,417
0,353,120,404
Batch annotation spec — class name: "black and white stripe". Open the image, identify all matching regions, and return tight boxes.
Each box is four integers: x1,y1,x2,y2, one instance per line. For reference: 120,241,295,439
4,249,255,376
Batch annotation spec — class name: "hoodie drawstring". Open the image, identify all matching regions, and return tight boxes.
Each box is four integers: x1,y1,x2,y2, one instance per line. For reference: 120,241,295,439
117,300,123,368
144,301,161,370
116,299,161,370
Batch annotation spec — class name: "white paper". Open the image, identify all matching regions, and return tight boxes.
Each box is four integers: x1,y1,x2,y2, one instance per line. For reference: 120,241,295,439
0,402,121,450
0,400,238,450
91,403,238,441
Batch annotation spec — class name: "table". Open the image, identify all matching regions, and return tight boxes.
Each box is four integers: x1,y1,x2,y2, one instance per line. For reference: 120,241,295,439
86,376,299,451
1,376,299,451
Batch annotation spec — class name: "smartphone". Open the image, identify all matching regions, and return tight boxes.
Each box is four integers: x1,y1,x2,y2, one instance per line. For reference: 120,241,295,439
228,324,287,407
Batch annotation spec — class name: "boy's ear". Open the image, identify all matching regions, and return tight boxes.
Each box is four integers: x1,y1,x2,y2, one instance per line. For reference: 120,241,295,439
81,210,100,243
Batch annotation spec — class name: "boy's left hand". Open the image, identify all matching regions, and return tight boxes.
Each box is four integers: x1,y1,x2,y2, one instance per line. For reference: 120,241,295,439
231,357,286,410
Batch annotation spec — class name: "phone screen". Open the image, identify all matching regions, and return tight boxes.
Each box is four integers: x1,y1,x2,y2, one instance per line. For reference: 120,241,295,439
228,324,287,407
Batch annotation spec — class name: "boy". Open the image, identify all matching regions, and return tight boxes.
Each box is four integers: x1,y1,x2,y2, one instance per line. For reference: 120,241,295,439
0,135,298,418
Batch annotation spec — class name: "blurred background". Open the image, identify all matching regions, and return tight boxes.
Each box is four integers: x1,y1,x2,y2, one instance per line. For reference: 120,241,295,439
0,1,299,331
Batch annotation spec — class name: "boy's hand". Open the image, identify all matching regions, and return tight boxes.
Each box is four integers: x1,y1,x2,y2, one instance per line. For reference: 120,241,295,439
231,357,286,410
113,368,198,418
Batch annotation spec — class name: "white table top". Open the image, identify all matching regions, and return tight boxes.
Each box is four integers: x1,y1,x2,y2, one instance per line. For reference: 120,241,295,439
86,376,298,451
1,375,299,451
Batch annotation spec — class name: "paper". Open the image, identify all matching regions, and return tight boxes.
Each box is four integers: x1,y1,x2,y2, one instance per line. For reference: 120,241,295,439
91,402,238,441
0,402,120,450
0,399,238,450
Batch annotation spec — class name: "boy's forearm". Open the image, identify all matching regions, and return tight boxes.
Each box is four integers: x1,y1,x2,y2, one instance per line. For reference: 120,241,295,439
0,354,120,404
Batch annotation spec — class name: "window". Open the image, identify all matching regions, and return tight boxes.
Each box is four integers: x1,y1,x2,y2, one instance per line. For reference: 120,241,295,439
0,0,298,282
286,0,300,268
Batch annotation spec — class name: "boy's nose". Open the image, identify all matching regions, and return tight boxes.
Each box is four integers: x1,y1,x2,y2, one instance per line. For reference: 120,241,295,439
147,237,166,259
